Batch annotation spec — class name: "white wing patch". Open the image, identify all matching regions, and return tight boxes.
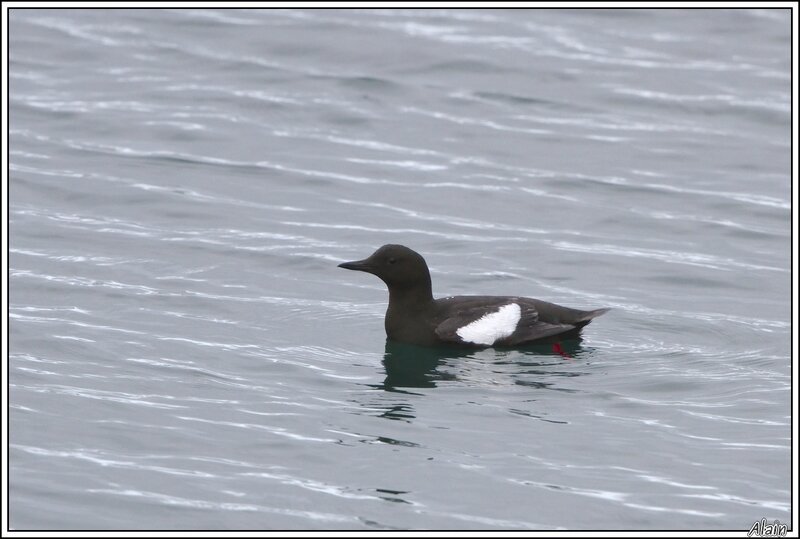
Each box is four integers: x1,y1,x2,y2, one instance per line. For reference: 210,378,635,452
455,303,521,345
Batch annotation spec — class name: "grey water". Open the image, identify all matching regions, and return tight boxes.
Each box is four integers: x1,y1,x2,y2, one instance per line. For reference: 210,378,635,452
8,8,792,531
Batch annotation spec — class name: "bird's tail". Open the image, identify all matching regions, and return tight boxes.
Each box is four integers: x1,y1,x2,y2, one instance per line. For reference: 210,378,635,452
575,307,610,325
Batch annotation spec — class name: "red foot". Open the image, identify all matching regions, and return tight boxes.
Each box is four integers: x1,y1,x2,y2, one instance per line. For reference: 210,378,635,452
552,342,571,359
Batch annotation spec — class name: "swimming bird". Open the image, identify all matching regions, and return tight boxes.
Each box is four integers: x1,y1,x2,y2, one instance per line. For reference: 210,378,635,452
338,244,609,347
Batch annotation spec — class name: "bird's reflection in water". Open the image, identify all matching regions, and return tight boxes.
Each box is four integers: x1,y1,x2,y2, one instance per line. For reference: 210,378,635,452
378,337,590,391
357,338,594,423
380,341,461,391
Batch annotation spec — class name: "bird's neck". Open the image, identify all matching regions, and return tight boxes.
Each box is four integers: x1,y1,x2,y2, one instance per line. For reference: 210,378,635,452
387,281,434,310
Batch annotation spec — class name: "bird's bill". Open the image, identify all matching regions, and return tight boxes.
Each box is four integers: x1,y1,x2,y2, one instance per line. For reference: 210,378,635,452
337,258,374,273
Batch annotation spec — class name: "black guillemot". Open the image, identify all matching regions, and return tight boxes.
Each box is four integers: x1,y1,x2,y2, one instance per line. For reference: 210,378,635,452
338,244,609,347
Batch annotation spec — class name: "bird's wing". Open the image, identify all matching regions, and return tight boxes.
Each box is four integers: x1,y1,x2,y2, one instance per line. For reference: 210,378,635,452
434,301,574,346
499,320,577,346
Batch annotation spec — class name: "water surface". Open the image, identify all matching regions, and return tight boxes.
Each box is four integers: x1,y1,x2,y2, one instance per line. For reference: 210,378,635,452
9,8,792,530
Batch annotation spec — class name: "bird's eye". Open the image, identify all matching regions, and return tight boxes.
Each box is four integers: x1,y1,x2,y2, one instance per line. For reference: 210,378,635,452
387,257,397,265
